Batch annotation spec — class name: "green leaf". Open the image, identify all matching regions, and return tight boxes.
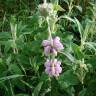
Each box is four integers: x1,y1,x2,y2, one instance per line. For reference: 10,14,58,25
74,18,83,39
32,82,43,96
59,70,79,88
9,64,22,74
50,0,58,5
75,6,82,12
72,43,84,59
85,80,96,96
58,15,75,23
78,88,86,96
16,94,29,96
4,40,13,53
40,72,49,82
85,42,96,52
0,32,11,40
20,80,33,89
86,56,96,67
60,51,75,62
54,5,64,11
0,75,24,82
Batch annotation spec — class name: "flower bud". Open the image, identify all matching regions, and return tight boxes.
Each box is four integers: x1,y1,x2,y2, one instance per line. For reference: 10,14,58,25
38,3,53,17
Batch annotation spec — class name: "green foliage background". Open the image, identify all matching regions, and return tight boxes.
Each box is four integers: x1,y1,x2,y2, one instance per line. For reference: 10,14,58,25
0,0,96,96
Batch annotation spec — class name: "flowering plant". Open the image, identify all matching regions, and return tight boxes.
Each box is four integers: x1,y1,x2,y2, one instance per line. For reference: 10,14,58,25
0,0,96,96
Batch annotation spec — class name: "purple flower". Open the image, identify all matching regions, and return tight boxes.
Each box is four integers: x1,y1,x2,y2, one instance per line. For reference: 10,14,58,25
53,37,64,50
42,36,64,56
44,59,62,77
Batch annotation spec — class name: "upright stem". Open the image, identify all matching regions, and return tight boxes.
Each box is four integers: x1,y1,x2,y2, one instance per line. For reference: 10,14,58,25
44,0,47,3
10,23,18,54
51,77,59,96
46,17,53,44
47,16,58,95
47,16,54,96
45,1,59,95
68,0,74,16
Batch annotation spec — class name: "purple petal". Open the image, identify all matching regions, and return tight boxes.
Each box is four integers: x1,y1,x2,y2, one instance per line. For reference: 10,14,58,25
51,67,55,75
44,46,51,56
44,59,62,77
44,59,50,67
57,61,61,65
54,36,60,41
53,36,64,50
55,66,62,73
45,67,51,74
42,40,50,47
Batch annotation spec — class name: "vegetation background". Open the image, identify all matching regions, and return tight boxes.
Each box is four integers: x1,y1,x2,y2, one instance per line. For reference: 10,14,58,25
0,0,96,96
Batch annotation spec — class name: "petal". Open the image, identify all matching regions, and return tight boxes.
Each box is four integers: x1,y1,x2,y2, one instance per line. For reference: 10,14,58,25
45,67,51,74
55,66,62,73
53,37,64,50
42,40,50,47
51,67,55,75
44,59,50,67
44,46,51,56
44,59,62,77
54,36,60,41
57,61,61,65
